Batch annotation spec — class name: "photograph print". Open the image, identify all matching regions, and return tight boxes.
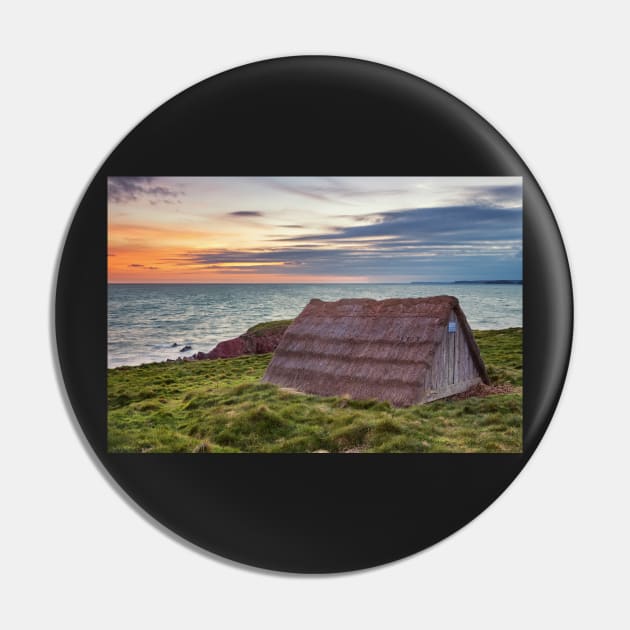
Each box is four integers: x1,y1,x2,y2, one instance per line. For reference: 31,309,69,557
108,177,522,453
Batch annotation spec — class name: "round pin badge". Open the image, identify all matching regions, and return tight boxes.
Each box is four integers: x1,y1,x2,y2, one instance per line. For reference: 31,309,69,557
56,56,572,573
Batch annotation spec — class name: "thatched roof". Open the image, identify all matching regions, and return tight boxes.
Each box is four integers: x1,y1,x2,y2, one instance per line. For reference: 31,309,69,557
262,296,488,406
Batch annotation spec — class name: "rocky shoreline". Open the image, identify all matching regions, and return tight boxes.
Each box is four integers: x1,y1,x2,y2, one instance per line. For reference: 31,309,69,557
165,320,292,363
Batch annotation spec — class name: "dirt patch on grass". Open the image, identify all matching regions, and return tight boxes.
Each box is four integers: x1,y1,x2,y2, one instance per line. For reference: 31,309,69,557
449,382,519,401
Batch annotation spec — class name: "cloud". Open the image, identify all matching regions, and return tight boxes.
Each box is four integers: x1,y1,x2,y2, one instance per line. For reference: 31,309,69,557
113,178,523,281
164,200,522,281
254,177,410,204
170,245,520,281
448,184,522,209
254,177,518,208
281,204,522,245
228,211,263,217
127,263,158,270
108,177,182,204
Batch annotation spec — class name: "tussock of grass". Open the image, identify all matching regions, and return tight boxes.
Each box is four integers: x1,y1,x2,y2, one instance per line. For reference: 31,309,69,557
108,328,522,453
245,319,293,336
475,328,522,386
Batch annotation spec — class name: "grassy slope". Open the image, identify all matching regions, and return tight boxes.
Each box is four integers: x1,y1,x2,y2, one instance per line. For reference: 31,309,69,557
108,327,522,453
245,319,293,336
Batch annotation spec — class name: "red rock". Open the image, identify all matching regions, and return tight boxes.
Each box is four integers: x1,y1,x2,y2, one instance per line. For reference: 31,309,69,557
199,325,289,361
206,336,247,359
252,331,286,354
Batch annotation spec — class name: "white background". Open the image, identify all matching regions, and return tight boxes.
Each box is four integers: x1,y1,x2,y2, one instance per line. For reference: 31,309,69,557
1,2,628,628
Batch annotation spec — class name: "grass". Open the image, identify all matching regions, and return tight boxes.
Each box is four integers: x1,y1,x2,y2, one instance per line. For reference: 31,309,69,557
108,327,522,453
245,319,293,336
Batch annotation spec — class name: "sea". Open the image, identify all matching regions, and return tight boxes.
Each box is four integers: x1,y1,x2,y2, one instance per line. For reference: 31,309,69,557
108,283,522,368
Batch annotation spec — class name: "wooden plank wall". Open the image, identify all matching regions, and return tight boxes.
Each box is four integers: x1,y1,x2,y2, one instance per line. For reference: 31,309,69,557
421,310,481,402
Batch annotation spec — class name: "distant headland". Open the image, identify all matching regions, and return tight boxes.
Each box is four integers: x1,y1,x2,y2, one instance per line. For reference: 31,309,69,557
410,280,523,285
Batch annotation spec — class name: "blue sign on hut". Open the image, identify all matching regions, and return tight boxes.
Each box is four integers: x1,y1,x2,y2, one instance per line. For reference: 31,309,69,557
262,296,489,406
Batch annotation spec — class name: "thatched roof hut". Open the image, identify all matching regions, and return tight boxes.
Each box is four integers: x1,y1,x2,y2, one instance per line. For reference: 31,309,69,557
262,296,489,406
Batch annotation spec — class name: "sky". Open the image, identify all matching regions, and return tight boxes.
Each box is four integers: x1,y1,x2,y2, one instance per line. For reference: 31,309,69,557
108,176,522,283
